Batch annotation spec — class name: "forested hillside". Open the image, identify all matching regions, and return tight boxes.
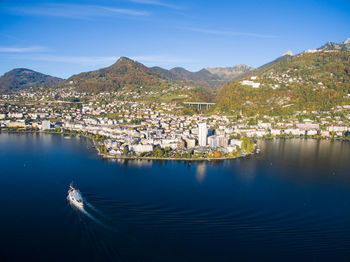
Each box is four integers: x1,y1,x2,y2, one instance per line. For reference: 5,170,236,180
217,50,350,116
0,68,63,92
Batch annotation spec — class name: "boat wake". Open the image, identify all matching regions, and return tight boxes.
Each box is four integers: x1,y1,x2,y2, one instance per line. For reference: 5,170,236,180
69,199,116,233
85,201,105,217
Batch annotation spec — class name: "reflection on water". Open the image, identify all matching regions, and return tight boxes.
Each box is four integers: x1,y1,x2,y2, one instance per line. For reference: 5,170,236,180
1,133,350,262
257,138,350,184
196,162,207,183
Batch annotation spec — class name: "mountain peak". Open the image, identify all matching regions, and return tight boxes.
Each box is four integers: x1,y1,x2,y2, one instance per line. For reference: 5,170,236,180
114,56,135,65
318,38,350,51
283,50,293,56
342,38,350,44
205,64,254,80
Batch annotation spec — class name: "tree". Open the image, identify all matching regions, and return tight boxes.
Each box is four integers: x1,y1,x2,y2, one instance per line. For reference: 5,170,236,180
155,147,163,157
123,146,128,156
214,151,221,158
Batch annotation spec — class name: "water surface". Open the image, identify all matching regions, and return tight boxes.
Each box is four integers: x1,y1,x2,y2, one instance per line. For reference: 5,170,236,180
1,133,350,261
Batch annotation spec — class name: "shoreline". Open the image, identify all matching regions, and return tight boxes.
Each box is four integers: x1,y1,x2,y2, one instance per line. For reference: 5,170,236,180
96,151,254,161
0,128,254,161
1,128,349,162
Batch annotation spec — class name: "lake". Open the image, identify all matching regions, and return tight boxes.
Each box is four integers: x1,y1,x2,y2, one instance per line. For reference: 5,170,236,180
1,133,350,261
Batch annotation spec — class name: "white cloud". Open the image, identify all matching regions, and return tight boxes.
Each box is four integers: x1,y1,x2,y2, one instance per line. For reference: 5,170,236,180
100,7,150,16
180,27,278,39
129,0,182,10
0,46,49,53
7,4,150,19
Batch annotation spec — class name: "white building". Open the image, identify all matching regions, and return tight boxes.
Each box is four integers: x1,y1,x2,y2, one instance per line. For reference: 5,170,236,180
130,144,153,154
8,113,23,119
307,130,317,136
208,135,221,148
41,120,51,130
198,122,208,146
284,128,305,136
230,139,242,148
327,126,348,132
270,129,281,136
241,80,260,88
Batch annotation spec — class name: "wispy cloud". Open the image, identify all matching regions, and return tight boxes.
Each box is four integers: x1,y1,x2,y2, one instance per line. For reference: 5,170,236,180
0,46,49,53
129,0,182,10
16,55,119,66
99,7,150,16
180,27,278,39
7,4,150,19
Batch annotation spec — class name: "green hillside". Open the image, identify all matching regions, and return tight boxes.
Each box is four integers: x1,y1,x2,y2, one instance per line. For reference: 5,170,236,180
216,50,350,116
65,57,214,103
68,57,168,92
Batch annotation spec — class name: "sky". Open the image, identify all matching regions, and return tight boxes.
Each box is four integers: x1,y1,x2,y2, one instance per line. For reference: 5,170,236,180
0,0,349,78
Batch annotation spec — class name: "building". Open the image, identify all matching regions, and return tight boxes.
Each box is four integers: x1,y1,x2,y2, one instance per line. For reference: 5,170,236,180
241,80,260,88
130,144,153,154
7,122,26,128
185,138,196,149
208,135,221,148
230,139,242,148
41,120,51,130
296,123,320,130
198,122,207,146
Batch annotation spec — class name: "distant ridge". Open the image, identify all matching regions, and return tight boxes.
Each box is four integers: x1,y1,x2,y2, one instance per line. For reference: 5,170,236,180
66,56,253,92
205,64,254,80
152,64,253,90
0,68,63,92
318,38,350,51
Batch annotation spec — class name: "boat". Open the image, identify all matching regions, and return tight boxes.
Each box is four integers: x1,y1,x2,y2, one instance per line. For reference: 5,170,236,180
67,183,84,208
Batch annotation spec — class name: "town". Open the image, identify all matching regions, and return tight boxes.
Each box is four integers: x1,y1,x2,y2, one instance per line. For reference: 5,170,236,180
0,87,350,160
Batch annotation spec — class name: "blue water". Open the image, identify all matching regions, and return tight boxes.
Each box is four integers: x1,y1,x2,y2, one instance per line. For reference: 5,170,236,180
1,133,350,261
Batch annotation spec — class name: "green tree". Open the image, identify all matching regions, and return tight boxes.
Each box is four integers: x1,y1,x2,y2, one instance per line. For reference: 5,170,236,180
123,146,128,156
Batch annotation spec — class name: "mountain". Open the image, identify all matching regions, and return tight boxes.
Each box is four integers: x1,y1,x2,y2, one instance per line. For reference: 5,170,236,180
169,67,221,88
68,57,168,92
318,38,350,51
67,56,253,96
152,66,220,89
66,57,214,102
217,48,350,116
152,64,253,90
0,68,63,92
205,64,254,80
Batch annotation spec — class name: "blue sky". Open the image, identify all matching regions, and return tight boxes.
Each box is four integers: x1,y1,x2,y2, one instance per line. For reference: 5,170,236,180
0,0,349,78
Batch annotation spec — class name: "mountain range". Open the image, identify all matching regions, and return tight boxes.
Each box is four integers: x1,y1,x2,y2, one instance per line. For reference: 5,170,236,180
318,38,350,51
0,58,253,93
67,57,254,93
0,38,349,114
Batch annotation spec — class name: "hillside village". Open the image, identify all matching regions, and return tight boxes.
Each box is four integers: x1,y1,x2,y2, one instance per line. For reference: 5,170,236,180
1,85,349,160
